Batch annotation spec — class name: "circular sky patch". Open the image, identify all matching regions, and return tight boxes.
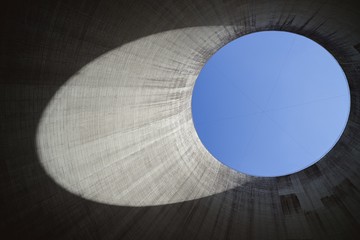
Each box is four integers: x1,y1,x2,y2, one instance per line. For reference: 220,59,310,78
191,31,350,177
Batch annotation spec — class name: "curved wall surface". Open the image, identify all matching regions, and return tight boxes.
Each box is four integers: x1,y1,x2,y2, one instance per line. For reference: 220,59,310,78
1,0,360,239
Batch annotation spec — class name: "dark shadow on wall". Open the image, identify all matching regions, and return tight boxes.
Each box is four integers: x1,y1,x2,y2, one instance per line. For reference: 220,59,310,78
1,0,360,239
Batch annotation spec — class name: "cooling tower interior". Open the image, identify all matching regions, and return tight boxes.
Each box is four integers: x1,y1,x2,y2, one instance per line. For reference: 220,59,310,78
1,0,360,239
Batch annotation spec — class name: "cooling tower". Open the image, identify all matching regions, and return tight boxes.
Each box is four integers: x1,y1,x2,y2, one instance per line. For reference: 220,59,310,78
1,0,360,239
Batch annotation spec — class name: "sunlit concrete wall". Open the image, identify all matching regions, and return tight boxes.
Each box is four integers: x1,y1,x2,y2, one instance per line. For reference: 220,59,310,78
1,0,360,239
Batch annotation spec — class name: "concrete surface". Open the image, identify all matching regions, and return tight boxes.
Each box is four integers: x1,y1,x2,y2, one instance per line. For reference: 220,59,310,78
1,0,360,239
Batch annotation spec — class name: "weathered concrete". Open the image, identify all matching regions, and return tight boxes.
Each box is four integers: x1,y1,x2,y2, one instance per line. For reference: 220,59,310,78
1,0,360,239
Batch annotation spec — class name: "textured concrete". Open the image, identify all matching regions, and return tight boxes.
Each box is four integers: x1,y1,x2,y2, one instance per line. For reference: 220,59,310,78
1,0,360,239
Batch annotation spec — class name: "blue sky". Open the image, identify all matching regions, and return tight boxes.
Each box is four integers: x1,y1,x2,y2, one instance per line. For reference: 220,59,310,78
191,31,350,177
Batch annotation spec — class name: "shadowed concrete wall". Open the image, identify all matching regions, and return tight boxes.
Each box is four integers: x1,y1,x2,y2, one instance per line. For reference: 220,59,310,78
1,0,360,239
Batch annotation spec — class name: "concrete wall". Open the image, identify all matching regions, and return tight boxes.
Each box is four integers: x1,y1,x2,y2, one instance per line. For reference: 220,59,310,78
1,0,360,239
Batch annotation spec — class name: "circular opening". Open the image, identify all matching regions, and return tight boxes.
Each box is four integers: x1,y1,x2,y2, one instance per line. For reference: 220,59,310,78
191,31,350,177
